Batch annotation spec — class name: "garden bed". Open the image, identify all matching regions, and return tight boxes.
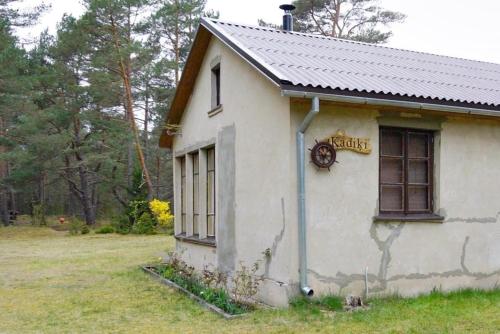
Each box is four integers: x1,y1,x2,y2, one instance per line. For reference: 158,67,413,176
141,265,251,319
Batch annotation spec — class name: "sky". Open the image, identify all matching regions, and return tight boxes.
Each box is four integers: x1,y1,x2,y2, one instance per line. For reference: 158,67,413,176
14,0,500,64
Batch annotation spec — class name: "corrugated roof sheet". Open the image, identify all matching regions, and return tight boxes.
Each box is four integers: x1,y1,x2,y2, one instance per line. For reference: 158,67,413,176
202,18,500,109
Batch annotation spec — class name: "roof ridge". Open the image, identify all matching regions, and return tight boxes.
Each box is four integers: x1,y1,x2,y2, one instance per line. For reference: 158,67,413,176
205,17,500,67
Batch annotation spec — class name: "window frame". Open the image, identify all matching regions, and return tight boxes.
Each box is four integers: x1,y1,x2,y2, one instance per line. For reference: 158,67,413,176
211,64,221,109
379,126,435,217
192,152,200,236
206,147,216,238
180,156,187,233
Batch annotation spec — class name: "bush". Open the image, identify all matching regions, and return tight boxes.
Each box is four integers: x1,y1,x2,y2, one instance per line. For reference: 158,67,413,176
131,212,156,235
149,199,174,228
112,215,133,234
95,225,114,234
113,198,174,235
32,204,46,226
69,217,85,235
81,226,90,234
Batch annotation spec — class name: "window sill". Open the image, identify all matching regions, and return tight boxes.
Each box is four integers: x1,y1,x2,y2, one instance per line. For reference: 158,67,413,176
208,104,223,117
175,234,216,247
374,214,445,223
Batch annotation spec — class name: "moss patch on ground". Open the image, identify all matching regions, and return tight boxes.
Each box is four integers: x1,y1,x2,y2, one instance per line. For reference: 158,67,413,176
1,226,499,333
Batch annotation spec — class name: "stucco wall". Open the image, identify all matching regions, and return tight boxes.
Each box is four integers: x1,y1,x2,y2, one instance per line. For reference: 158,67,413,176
291,101,500,298
172,37,293,306
172,36,499,308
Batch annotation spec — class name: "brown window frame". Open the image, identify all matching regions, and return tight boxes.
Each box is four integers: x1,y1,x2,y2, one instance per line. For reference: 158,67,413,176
379,127,434,217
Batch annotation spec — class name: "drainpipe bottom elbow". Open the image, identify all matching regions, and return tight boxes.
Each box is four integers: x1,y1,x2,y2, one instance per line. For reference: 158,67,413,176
301,286,314,297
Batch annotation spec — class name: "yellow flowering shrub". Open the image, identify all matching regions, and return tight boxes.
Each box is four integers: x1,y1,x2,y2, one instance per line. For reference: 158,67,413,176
149,199,174,227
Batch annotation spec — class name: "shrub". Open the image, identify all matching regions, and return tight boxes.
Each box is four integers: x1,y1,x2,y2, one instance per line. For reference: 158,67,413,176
32,204,46,226
112,215,133,234
149,199,174,228
231,262,262,304
81,226,90,235
69,217,85,235
95,225,115,234
131,212,156,235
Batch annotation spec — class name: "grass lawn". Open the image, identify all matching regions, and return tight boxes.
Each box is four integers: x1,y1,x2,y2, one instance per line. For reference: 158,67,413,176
1,226,499,333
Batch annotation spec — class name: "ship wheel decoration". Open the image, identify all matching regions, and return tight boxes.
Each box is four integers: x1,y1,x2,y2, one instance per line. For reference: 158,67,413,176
309,140,338,170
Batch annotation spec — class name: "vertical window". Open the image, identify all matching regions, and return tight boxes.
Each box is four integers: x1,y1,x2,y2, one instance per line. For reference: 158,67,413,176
379,127,434,215
211,64,221,109
207,148,216,237
192,153,199,235
180,157,187,233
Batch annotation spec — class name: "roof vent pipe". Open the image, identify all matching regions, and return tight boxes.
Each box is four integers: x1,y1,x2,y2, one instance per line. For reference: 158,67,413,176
279,4,296,31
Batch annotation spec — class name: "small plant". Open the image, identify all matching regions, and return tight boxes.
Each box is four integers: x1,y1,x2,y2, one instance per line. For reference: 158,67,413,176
81,225,90,234
231,262,263,304
68,217,84,235
201,265,228,290
32,204,46,226
95,225,114,234
290,294,344,313
153,253,254,315
112,215,132,234
132,212,156,234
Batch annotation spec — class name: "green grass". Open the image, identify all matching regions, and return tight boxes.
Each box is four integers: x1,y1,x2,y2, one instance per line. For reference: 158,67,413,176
1,226,499,333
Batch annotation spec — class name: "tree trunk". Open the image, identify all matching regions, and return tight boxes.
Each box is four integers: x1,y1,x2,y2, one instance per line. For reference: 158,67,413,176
109,14,154,198
77,164,96,225
156,155,160,199
143,81,149,163
0,116,9,225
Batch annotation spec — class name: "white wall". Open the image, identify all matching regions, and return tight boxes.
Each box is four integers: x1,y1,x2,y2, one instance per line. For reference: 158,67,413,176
172,36,293,306
291,102,500,298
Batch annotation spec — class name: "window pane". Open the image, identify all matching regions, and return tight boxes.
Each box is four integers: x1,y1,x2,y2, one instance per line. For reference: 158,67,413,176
180,157,186,233
380,185,404,211
408,160,428,184
193,215,199,235
381,158,404,183
193,175,199,212
207,216,215,237
207,148,215,237
207,171,215,213
208,148,215,171
408,133,429,158
192,153,199,235
408,186,429,211
193,154,199,173
381,131,403,156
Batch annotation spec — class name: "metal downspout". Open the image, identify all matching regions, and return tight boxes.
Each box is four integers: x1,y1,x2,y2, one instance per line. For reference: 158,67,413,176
297,96,319,296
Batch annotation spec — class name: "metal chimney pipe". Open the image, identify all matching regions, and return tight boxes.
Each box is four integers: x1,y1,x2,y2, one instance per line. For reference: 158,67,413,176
279,4,296,31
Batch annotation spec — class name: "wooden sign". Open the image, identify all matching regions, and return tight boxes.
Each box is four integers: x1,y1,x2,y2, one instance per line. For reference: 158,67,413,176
325,130,372,154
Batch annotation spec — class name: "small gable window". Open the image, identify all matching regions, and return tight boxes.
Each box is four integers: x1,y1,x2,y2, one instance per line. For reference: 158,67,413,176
211,64,221,109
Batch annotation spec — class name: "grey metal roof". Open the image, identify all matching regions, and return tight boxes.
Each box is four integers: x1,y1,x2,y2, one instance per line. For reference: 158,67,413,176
202,18,500,110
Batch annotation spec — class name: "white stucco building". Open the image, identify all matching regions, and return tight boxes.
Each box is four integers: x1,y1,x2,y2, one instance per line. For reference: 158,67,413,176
159,15,500,306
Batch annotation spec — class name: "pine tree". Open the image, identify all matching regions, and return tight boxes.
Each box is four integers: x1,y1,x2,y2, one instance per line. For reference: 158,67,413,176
261,0,405,44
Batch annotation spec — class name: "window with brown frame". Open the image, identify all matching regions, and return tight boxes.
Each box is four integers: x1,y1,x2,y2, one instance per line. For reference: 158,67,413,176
379,127,434,216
